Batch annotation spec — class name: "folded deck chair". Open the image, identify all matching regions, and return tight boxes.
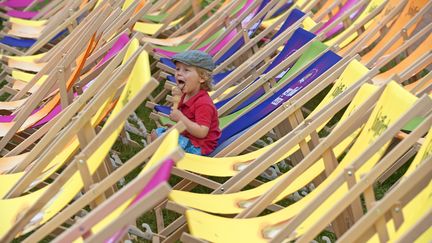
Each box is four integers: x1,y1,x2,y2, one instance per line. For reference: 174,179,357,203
51,130,182,243
284,112,432,242
0,45,159,242
182,82,431,243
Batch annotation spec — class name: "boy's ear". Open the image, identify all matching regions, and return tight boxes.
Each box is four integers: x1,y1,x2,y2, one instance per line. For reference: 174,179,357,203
199,76,206,84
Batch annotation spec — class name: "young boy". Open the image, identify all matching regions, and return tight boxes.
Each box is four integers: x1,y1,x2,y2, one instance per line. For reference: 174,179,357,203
154,50,220,155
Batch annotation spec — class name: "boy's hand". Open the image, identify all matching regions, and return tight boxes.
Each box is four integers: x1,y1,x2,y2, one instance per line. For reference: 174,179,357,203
171,86,183,97
169,109,184,122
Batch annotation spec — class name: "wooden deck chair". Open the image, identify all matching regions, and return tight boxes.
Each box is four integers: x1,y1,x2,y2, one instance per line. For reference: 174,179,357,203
336,0,409,57
337,151,432,242
139,0,247,47
314,0,369,39
148,0,262,59
0,35,133,197
0,31,131,101
323,0,388,48
0,0,102,56
372,29,432,85
0,30,132,112
0,45,159,243
0,5,111,152
281,109,432,242
50,130,183,243
180,82,432,243
1,36,139,193
351,0,430,65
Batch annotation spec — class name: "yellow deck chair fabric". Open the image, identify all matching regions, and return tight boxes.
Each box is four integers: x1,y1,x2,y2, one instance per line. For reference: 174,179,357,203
184,82,418,242
0,39,139,198
176,60,370,177
9,17,47,27
170,82,377,214
326,0,386,48
366,127,432,242
75,130,179,242
0,40,150,239
133,16,185,35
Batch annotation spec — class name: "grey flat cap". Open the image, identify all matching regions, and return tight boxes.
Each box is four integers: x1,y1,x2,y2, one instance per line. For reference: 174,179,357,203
172,50,216,71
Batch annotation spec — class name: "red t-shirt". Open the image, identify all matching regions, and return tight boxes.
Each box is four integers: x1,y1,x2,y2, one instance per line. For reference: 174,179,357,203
178,90,220,155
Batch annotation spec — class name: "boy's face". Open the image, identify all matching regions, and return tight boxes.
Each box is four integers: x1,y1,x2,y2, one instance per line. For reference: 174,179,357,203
175,62,205,96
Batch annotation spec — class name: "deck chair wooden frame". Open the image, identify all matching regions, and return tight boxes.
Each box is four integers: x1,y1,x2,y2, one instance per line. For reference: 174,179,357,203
281,113,432,242
0,47,160,242
0,4,112,152
42,146,183,242
337,158,432,242
22,123,186,243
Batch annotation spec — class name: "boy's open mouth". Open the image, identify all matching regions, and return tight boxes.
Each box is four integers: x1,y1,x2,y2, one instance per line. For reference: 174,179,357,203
177,80,185,90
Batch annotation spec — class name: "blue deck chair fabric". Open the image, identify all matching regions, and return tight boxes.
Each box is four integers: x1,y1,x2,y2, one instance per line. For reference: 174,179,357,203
217,50,341,144
155,27,316,115
213,27,316,113
0,29,67,48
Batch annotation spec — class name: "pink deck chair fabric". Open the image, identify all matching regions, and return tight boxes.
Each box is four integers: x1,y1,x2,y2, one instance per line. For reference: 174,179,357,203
315,0,361,38
104,159,174,243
